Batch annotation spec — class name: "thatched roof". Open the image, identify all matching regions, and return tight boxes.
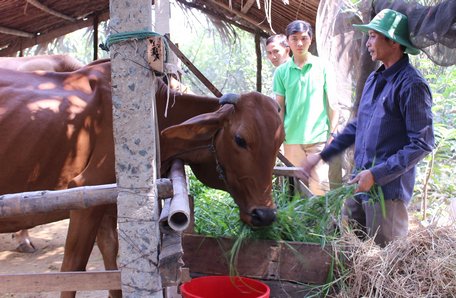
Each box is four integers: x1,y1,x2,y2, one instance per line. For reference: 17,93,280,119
0,0,320,57
175,0,319,36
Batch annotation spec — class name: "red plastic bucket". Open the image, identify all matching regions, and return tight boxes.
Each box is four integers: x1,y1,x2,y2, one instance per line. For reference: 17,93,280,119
181,276,270,298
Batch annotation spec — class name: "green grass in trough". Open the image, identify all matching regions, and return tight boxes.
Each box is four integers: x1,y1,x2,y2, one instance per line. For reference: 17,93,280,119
188,169,386,296
188,169,384,245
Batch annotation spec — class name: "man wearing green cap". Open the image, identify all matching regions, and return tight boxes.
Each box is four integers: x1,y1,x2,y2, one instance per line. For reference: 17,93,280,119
298,9,435,247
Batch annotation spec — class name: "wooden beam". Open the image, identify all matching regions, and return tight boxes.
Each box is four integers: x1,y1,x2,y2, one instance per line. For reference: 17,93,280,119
273,166,302,177
0,271,120,293
174,0,269,38
273,165,314,197
26,0,76,22
93,14,99,61
165,35,223,97
0,10,109,57
0,180,173,218
241,0,256,14
159,231,184,286
255,32,262,92
0,26,34,38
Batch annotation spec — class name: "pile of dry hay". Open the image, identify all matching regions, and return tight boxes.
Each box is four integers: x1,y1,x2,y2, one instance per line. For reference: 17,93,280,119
331,223,456,297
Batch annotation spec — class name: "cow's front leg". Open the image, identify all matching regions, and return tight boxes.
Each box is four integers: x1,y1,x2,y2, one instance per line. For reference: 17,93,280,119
97,204,122,298
60,206,106,298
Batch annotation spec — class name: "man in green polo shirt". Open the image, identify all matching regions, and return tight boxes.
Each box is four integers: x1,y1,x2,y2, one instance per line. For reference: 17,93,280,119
273,20,339,195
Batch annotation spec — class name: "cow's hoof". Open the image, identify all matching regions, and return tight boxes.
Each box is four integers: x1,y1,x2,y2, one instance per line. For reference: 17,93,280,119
15,242,37,253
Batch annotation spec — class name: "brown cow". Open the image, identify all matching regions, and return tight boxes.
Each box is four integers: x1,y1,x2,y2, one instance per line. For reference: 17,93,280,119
0,60,284,297
0,54,84,72
0,54,84,252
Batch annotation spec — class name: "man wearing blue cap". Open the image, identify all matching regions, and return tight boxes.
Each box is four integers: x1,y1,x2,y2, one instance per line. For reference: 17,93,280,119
298,9,435,247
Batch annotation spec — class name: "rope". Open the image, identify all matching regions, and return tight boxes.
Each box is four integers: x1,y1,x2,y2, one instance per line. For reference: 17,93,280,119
99,31,165,51
99,31,181,123
99,30,171,71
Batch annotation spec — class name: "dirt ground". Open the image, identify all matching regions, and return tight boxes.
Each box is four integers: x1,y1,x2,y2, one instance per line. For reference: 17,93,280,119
0,219,107,298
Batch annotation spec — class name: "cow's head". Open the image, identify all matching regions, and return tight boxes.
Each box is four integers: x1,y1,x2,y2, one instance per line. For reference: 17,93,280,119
161,91,285,227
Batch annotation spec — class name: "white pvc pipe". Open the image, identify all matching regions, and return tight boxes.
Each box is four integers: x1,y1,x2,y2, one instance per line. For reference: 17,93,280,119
167,159,190,232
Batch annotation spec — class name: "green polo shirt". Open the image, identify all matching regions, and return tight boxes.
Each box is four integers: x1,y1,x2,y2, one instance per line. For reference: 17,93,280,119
273,54,331,145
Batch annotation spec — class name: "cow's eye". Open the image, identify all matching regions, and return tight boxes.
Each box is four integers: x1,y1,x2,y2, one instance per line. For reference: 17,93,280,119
234,135,247,149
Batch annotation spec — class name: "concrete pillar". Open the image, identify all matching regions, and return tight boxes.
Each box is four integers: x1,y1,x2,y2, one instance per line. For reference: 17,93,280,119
109,0,162,296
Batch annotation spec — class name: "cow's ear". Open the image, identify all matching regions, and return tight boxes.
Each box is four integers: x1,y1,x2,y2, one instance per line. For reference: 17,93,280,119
162,104,234,141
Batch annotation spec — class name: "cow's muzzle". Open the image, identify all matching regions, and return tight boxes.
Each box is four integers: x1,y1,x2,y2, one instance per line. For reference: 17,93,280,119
250,207,277,227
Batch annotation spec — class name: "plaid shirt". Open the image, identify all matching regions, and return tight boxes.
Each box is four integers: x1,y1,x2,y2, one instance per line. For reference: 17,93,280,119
321,55,434,204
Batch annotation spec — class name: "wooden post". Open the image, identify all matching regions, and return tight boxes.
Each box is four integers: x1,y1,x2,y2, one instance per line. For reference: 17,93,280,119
93,14,99,61
155,0,179,79
109,1,162,297
255,32,262,93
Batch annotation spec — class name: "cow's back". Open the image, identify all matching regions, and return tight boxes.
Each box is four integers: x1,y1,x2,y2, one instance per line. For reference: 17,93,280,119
0,62,114,196
0,55,84,72
0,62,213,199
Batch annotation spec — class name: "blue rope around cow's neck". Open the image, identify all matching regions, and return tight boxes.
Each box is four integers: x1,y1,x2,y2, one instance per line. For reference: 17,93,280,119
99,31,165,51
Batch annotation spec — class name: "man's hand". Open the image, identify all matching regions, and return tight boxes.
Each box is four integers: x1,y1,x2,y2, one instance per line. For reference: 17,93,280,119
348,170,375,193
296,154,321,184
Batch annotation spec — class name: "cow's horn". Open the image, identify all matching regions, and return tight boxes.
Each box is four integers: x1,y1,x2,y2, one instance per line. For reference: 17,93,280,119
219,93,239,105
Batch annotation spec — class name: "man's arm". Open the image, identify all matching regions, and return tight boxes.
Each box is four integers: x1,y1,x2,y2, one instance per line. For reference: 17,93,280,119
297,119,357,183
276,94,285,122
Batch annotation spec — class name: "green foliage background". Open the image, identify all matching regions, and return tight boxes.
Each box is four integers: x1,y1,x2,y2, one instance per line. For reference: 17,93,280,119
175,25,275,96
412,56,456,220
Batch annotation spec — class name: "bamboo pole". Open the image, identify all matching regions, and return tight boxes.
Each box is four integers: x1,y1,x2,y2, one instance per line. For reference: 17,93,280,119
26,0,76,22
241,0,256,14
165,36,223,97
0,26,34,38
0,180,173,218
0,11,109,57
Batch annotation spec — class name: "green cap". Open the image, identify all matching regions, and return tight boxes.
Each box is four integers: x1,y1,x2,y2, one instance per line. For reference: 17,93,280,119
353,9,420,55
